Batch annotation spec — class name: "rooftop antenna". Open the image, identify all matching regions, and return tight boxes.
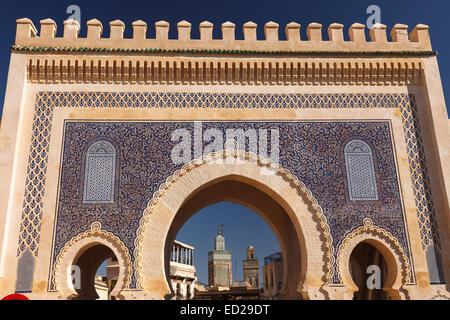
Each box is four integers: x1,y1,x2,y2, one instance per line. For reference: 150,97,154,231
218,224,224,236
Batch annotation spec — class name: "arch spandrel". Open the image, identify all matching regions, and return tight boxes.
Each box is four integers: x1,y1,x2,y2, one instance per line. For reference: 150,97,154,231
134,149,334,299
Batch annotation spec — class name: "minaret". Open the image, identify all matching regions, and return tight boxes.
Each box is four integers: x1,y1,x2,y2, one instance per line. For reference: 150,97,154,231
243,245,259,288
208,225,232,287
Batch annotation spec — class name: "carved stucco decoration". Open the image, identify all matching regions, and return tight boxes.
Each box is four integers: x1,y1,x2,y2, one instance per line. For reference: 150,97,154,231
53,221,132,299
133,148,335,292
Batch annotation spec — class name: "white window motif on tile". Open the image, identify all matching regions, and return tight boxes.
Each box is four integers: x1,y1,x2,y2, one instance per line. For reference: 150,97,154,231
83,140,116,204
344,139,379,201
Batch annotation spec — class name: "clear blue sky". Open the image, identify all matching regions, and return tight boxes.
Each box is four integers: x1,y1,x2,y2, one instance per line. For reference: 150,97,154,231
4,0,448,286
0,0,449,118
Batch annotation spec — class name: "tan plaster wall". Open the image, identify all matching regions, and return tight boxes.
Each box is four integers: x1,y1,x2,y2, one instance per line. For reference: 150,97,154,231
417,58,450,290
0,53,29,280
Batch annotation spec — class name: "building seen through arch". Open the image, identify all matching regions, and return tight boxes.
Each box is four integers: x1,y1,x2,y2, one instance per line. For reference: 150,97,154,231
262,252,283,299
208,226,232,289
105,240,197,300
243,246,259,289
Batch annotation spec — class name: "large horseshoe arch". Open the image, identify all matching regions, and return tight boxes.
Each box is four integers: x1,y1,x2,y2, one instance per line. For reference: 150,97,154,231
135,151,333,299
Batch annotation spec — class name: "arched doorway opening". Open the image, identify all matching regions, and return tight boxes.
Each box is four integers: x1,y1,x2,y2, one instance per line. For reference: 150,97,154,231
164,178,304,300
53,227,132,300
349,242,389,300
71,244,118,300
170,200,282,299
93,257,119,300
137,153,332,300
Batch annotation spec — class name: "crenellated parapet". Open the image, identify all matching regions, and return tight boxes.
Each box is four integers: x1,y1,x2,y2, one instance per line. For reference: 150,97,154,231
14,18,433,52
13,18,434,85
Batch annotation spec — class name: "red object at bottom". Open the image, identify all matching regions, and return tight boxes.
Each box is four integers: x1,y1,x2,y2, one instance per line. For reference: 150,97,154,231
1,293,29,300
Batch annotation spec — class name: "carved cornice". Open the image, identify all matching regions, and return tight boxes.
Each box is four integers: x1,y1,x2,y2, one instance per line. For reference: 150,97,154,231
24,54,424,85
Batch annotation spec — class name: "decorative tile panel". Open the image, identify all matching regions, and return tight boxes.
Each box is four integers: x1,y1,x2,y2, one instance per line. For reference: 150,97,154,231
344,140,379,201
49,120,411,288
14,91,440,291
400,95,441,251
82,141,116,204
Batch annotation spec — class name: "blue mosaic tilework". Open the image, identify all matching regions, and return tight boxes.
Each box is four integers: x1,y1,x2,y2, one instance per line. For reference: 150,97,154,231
49,120,410,288
14,91,439,291
400,96,441,250
16,94,54,259
36,91,408,109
